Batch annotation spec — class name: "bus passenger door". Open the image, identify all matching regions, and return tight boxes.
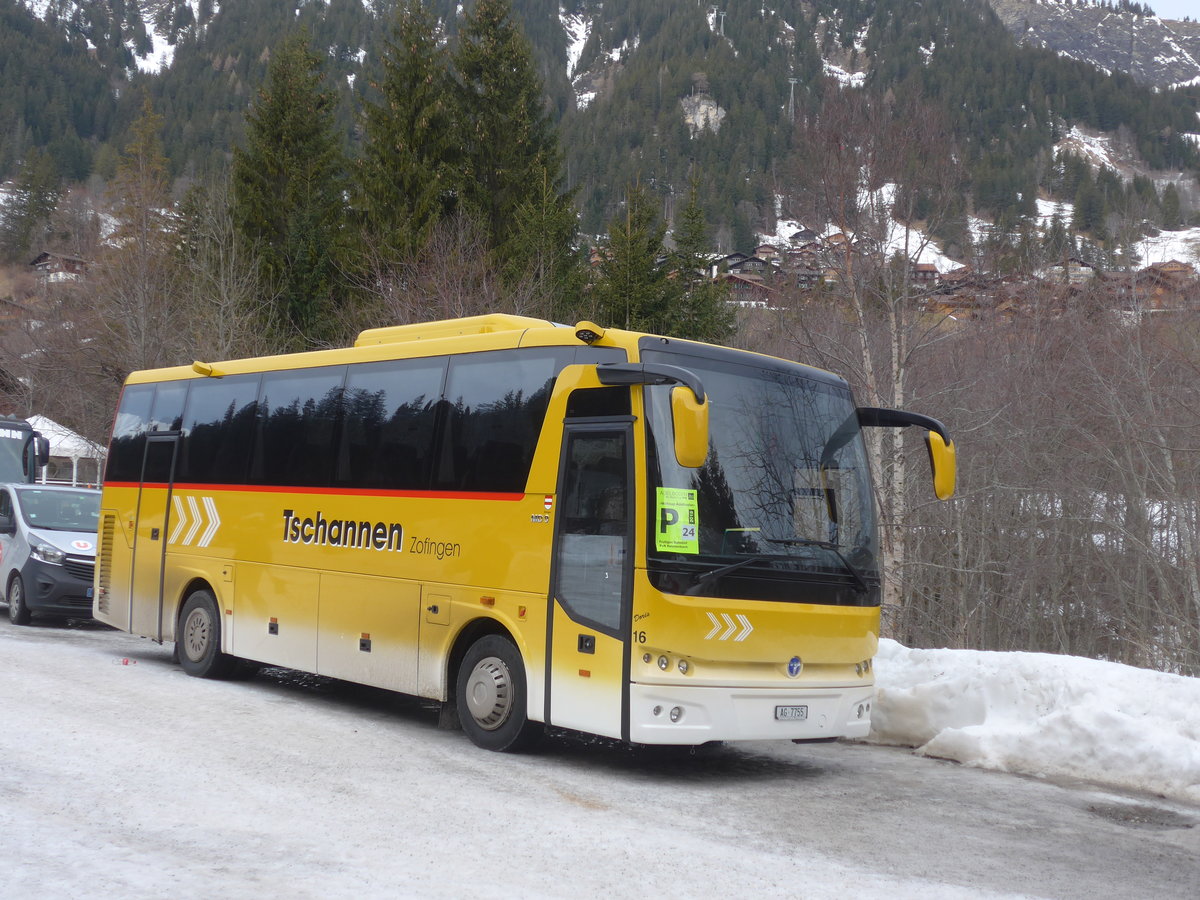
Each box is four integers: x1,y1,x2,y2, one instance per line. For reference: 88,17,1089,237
547,425,632,741
129,434,178,642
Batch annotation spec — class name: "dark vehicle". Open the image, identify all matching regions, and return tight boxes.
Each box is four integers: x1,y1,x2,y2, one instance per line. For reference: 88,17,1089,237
0,417,50,484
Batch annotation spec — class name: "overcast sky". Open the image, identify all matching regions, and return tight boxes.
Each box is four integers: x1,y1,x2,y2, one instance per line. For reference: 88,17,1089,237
1151,0,1194,21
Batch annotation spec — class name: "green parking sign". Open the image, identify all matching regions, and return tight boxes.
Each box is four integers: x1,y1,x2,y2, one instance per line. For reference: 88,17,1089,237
656,487,699,553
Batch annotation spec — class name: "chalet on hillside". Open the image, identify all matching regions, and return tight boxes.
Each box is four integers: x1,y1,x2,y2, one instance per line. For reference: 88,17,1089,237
754,243,781,262
788,228,818,245
791,265,826,290
911,262,939,285
1145,259,1195,281
1045,256,1095,284
728,255,773,277
721,273,777,307
30,251,89,282
1103,262,1200,318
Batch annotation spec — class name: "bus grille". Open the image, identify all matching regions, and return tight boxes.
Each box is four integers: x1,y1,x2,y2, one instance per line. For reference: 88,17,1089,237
96,513,115,615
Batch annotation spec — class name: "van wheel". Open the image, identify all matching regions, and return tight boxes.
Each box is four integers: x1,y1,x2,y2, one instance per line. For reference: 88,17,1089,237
177,589,239,678
7,575,30,625
456,635,542,752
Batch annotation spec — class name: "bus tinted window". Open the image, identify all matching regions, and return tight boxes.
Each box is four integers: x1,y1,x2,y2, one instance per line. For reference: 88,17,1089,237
150,382,187,432
438,349,570,493
254,368,346,486
106,384,155,482
339,358,446,490
179,375,260,485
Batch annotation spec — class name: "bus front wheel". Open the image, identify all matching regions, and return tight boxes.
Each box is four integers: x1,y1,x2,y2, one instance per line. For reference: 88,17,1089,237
177,589,239,679
456,634,542,752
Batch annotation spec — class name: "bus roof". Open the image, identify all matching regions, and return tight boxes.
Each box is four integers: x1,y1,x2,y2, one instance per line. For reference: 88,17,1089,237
122,315,845,389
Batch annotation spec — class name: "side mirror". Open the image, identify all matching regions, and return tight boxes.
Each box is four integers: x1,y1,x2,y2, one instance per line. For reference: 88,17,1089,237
35,435,50,468
671,385,709,469
925,431,957,500
857,406,957,500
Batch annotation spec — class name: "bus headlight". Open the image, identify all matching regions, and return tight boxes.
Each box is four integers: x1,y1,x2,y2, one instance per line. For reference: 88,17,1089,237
669,706,684,722
677,659,690,675
30,540,65,565
657,655,669,670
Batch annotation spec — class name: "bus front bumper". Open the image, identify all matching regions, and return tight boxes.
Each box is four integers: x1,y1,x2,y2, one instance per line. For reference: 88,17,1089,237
628,681,875,745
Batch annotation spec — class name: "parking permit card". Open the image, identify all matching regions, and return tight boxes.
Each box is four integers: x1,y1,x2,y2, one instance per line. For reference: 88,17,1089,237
655,487,699,553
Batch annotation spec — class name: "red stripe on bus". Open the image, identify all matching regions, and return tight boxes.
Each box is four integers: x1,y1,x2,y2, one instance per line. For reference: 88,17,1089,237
103,482,526,501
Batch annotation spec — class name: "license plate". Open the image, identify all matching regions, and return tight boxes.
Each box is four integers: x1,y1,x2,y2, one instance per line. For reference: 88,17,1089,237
775,705,808,721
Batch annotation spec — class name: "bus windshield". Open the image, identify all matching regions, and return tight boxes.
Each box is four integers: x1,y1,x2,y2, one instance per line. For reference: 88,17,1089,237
642,347,879,605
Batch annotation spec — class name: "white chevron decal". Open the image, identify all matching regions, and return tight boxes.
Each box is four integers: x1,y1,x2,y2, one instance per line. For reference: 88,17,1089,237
169,494,222,548
705,612,722,640
704,611,754,642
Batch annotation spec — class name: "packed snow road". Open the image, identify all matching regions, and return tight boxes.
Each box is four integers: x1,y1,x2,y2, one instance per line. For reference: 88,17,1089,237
3,620,1197,899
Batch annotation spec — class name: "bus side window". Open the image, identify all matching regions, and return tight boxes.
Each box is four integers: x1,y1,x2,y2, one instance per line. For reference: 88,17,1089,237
106,384,156,483
149,382,187,433
178,375,260,485
339,357,446,490
254,367,346,487
439,349,570,493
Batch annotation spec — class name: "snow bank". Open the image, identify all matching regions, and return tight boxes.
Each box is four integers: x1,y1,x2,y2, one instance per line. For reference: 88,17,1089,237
871,639,1200,803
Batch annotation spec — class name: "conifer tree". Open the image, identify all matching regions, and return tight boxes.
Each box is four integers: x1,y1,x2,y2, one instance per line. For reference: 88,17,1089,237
668,178,734,343
454,0,568,257
232,29,349,348
1161,183,1182,230
592,179,678,333
0,148,60,263
502,166,586,321
357,1,459,261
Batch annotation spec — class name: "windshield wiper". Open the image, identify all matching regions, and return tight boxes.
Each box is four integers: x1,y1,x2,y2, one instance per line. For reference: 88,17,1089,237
764,538,871,593
683,554,781,596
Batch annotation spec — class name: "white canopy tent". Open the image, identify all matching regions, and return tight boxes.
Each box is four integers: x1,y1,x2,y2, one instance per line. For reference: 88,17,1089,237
27,415,105,486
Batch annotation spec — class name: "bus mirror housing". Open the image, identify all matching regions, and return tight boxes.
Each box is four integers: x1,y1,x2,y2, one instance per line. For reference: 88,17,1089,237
23,434,50,478
595,362,709,469
925,430,956,500
671,386,709,469
857,406,956,500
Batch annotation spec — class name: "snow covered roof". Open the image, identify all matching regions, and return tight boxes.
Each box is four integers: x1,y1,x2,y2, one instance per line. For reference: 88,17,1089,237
27,415,104,460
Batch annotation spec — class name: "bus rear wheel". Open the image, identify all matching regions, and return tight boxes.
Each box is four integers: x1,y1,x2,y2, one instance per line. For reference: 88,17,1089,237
177,589,239,679
456,634,542,752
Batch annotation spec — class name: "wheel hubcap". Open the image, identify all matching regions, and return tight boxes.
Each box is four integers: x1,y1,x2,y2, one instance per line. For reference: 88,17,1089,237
183,607,212,662
464,656,512,730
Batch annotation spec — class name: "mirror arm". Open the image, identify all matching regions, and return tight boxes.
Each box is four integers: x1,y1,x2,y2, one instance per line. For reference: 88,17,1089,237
857,406,950,443
596,362,706,403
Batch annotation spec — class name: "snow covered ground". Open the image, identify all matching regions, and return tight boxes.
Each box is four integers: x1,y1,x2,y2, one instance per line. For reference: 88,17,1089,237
3,620,1198,896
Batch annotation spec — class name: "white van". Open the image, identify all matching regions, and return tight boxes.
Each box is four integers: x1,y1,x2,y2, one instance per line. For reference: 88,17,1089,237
0,484,100,625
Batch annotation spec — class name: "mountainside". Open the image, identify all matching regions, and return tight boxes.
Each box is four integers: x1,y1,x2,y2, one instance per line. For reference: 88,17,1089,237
4,0,1200,256
988,0,1200,88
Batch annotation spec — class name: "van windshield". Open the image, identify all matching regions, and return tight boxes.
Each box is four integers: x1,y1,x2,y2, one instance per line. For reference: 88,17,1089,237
16,489,100,532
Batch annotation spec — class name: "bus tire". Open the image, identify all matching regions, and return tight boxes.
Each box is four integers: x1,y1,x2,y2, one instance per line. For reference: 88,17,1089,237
177,589,239,679
456,634,542,752
7,574,30,625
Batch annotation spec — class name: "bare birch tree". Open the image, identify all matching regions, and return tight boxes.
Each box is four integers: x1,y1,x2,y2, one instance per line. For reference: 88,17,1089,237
778,85,965,628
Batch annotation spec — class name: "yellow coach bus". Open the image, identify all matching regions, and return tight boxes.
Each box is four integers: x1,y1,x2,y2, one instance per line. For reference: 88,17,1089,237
94,314,955,751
